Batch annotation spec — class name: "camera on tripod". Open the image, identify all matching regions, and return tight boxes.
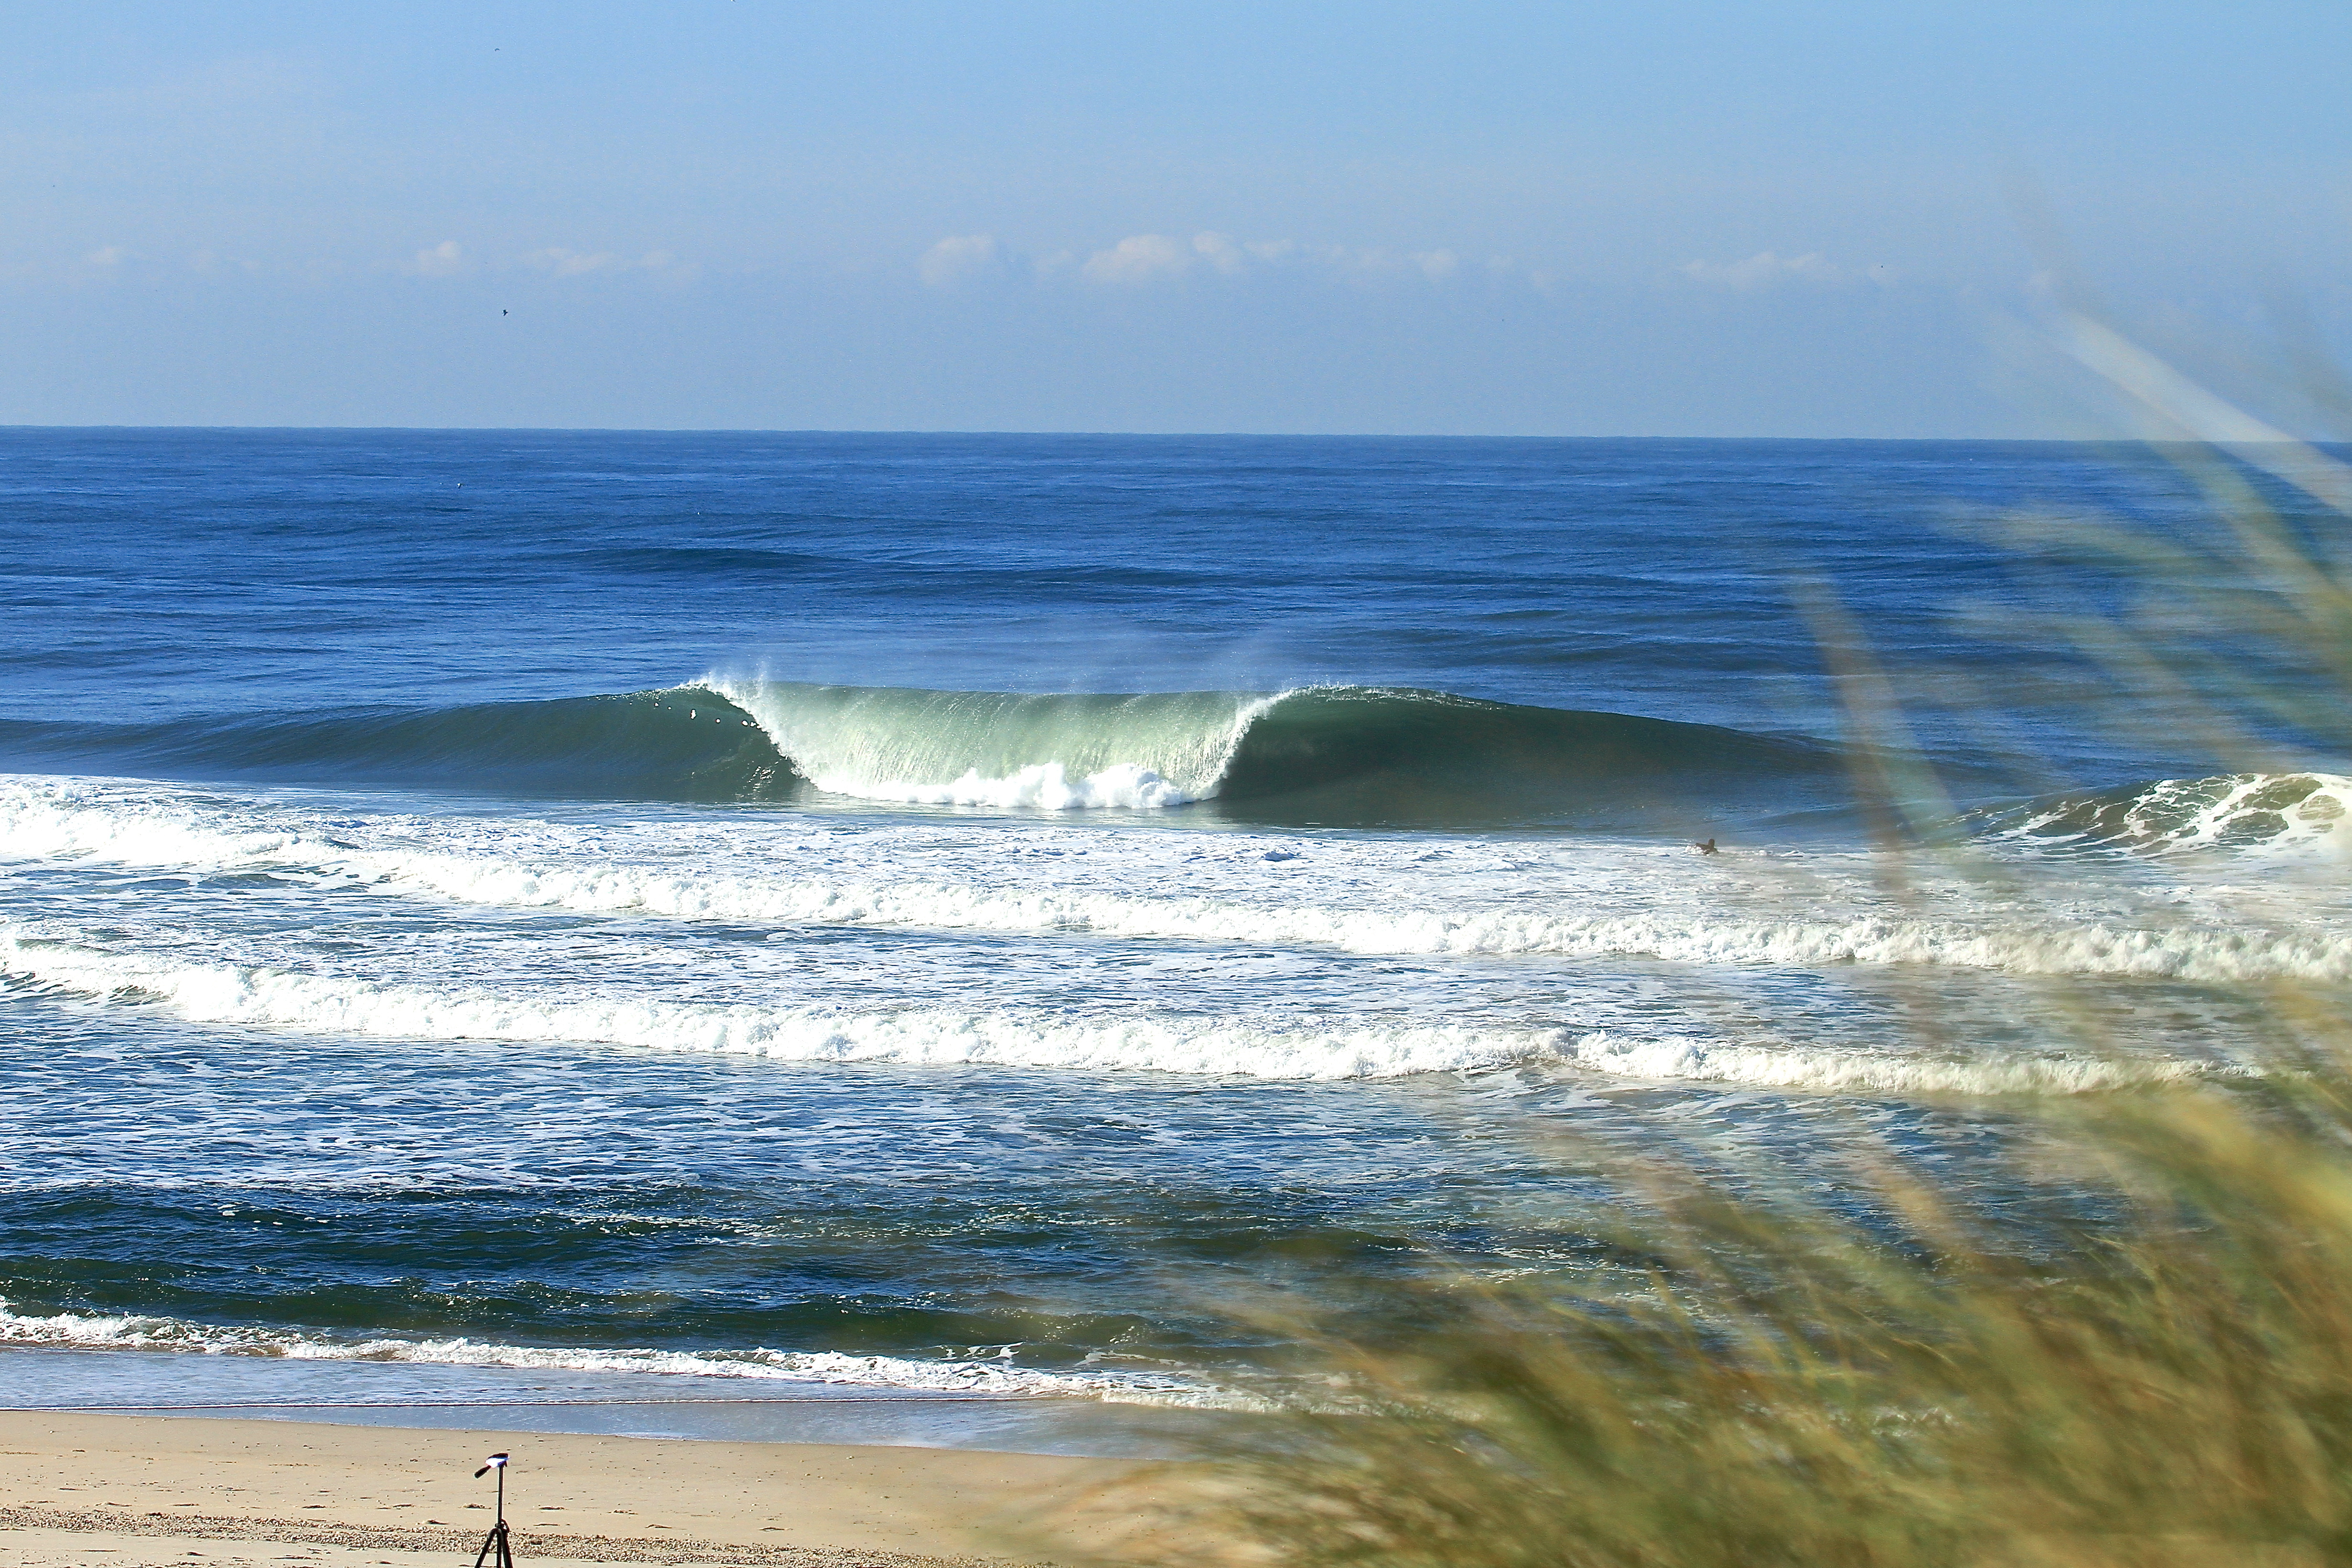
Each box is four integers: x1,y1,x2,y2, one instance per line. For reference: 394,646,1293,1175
470,1452,515,1568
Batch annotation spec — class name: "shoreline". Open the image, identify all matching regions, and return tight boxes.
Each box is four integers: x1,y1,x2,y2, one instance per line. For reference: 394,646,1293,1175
0,1345,1228,1457
0,1411,1197,1567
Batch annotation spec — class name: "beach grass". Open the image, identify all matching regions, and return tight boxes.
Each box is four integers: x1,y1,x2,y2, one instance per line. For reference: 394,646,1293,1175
1091,1077,2352,1568
1074,339,2352,1568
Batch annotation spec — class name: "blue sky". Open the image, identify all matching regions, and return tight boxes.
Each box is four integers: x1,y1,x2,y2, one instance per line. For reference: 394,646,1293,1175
3,2,2345,435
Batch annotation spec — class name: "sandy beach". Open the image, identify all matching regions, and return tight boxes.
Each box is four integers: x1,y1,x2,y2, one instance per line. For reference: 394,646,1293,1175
0,1412,1185,1567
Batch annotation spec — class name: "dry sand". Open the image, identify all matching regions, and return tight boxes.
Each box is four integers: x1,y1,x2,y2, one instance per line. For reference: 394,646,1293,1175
0,1411,1196,1567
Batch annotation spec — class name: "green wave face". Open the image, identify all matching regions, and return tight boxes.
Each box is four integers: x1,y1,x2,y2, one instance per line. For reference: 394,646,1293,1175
1217,686,1848,825
0,691,801,803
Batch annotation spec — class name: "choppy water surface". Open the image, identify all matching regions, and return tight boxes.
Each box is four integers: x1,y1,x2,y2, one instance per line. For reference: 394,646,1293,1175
0,431,2342,1420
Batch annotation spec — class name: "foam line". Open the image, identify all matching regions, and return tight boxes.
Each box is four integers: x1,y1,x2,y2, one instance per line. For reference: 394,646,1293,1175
4,780,2347,985
0,1303,1232,1406
1558,1035,2220,1095
0,922,1561,1080
0,921,2221,1095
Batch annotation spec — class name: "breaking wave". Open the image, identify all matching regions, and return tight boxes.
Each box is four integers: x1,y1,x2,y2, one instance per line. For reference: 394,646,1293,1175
0,680,1850,826
3,681,2335,847
1972,771,2352,855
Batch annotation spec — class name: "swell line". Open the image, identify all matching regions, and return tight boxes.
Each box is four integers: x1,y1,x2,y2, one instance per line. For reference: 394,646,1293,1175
0,679,1856,825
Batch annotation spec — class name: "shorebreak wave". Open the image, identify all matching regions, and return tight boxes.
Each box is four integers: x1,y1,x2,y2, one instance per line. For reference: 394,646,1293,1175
0,1302,1230,1406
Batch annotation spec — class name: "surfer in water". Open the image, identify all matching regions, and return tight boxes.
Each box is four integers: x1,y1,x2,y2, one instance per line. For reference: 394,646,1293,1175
1694,838,1718,855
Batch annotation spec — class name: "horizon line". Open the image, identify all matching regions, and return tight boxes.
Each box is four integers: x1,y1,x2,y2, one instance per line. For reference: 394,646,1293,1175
0,424,2251,446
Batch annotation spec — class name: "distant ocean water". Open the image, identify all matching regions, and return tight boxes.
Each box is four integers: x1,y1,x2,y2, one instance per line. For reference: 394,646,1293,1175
1,430,2345,1420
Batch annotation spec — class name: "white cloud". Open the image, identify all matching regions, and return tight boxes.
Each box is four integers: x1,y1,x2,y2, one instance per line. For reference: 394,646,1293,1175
1297,244,1472,283
513,247,687,279
918,234,1001,288
956,230,1507,291
1679,251,1853,290
525,247,624,277
1079,232,1334,284
86,245,126,268
1191,232,1246,275
1082,233,1194,284
412,240,464,278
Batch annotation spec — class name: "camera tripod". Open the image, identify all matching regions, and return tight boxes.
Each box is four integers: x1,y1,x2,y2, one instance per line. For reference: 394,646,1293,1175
472,1452,516,1568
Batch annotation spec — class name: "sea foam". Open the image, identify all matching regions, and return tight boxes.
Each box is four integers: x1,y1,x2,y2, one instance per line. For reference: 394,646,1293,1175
0,920,1560,1080
0,1302,1230,1405
703,678,1270,809
1978,771,2352,856
5,777,2348,987
0,916,2223,1095
810,760,1197,810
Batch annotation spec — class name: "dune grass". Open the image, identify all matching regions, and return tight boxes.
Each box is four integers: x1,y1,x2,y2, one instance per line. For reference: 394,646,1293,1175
1076,344,2352,1568
1099,1076,2352,1568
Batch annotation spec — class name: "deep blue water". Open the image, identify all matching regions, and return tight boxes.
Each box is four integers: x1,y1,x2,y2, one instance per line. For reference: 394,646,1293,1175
1,430,2234,765
0,430,2342,1422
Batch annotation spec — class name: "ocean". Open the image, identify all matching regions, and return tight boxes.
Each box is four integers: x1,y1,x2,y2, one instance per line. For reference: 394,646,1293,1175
1,430,2344,1446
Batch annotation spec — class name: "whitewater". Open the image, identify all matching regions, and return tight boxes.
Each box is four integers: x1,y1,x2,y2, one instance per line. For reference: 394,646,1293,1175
1,429,2344,1428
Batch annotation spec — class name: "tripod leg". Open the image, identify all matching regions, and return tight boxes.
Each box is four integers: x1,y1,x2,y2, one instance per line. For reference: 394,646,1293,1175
498,1520,517,1568
473,1525,498,1568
